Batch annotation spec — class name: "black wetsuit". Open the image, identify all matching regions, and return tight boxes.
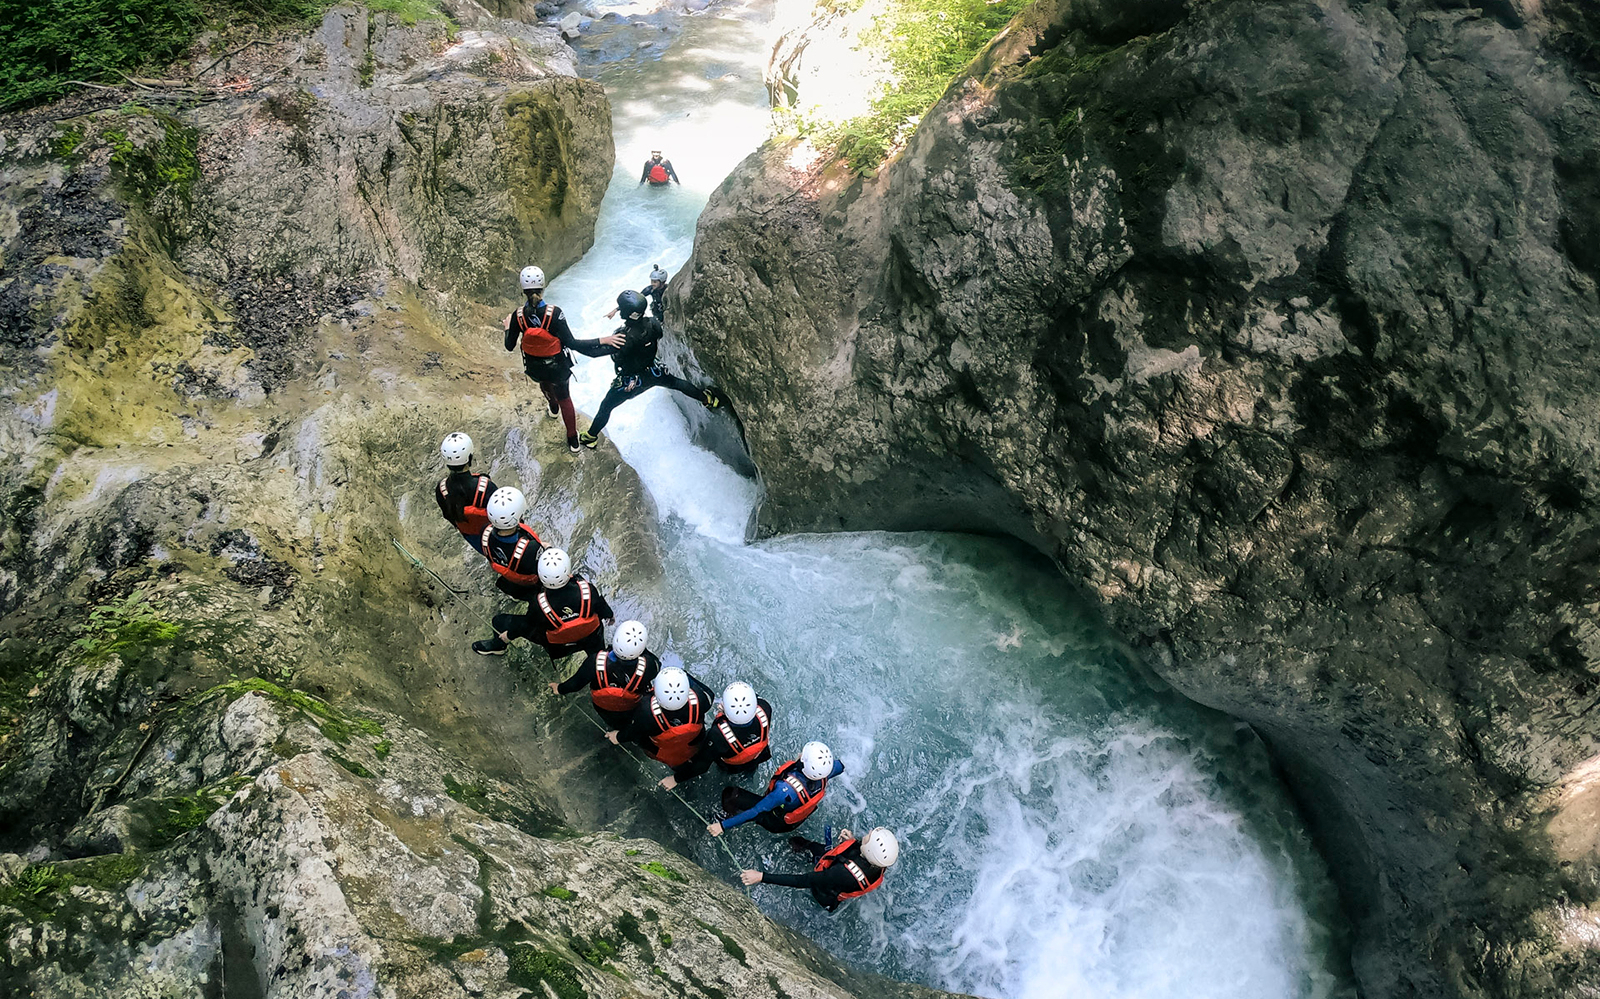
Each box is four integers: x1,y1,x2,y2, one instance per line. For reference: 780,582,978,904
435,470,498,551
586,317,703,435
640,158,680,185
614,672,717,761
557,648,663,729
487,573,612,661
764,839,885,912
640,283,665,320
670,697,773,782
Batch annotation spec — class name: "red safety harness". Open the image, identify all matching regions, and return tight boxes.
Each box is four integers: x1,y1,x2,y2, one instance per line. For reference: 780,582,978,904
511,303,562,358
480,523,543,586
647,690,703,767
766,758,826,827
815,839,884,901
714,706,770,766
440,474,492,535
537,580,599,644
590,651,649,712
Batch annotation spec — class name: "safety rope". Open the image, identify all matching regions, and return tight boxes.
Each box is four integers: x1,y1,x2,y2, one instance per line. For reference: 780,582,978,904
391,535,749,884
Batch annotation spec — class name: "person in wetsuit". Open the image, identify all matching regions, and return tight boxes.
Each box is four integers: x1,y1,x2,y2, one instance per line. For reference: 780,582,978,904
708,740,841,837
504,264,624,453
606,666,715,773
434,432,498,552
605,264,668,322
472,486,546,655
659,681,772,790
740,827,899,911
640,150,680,185
550,619,661,731
577,289,723,449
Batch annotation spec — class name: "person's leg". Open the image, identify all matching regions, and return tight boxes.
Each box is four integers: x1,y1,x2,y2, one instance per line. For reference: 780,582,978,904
721,786,764,816
595,706,634,730
538,379,560,417
755,810,795,834
585,382,632,437
651,369,723,408
788,835,828,861
543,376,579,441
475,611,524,654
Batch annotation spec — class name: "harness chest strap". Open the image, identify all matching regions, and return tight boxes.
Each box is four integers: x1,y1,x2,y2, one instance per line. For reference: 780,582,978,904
538,579,592,628
652,690,702,731
598,651,648,692
716,706,768,754
839,859,873,892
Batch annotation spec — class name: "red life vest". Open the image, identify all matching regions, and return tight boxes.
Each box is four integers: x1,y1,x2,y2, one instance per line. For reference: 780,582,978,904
481,524,543,586
647,690,703,767
714,706,769,766
815,839,884,901
537,580,599,644
511,303,562,358
590,650,648,712
440,474,491,535
648,163,669,183
766,758,826,827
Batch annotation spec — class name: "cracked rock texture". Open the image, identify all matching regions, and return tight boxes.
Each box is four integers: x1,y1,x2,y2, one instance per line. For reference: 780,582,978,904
676,0,1600,996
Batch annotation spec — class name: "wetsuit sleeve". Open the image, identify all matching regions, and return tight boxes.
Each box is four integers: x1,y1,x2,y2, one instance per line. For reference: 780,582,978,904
589,583,614,620
556,656,594,696
496,576,541,602
640,161,652,183
829,759,845,779
504,311,519,352
760,865,858,903
434,479,451,520
721,785,796,831
552,308,610,358
616,700,654,744
689,675,716,707
665,160,680,183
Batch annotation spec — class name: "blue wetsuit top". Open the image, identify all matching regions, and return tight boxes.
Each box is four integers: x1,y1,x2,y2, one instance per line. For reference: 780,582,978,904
721,759,845,830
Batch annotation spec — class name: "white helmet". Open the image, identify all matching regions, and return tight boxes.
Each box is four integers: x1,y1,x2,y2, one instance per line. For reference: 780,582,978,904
860,827,899,868
537,547,572,589
721,682,758,725
519,265,546,291
649,264,668,283
485,487,526,531
614,620,648,660
800,741,833,780
653,667,691,711
439,432,472,466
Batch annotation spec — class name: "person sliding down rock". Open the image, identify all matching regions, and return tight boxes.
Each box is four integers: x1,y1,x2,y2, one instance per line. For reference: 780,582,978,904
708,740,841,837
606,666,714,772
606,265,669,322
658,681,772,790
577,289,724,449
504,264,624,453
740,827,899,911
639,150,680,186
549,619,661,731
472,487,546,655
434,432,499,553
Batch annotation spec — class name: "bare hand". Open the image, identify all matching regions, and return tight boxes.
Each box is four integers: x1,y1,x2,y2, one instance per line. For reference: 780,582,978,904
839,828,852,842
600,333,626,348
605,731,620,744
739,870,763,886
658,775,677,790
605,307,619,318
547,681,559,695
707,821,724,837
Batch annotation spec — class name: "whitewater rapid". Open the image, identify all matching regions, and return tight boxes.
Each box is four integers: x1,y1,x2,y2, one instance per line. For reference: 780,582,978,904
542,3,1356,997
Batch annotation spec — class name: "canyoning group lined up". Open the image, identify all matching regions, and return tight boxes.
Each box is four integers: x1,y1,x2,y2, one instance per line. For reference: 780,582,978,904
429,262,900,912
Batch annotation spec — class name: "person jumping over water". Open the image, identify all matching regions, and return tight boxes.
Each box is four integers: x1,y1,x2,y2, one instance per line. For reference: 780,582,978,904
708,740,840,837
504,264,624,453
739,828,899,910
577,290,724,449
434,433,499,552
640,150,679,186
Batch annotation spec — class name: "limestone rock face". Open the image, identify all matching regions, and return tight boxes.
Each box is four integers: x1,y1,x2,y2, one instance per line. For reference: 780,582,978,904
677,1,1600,996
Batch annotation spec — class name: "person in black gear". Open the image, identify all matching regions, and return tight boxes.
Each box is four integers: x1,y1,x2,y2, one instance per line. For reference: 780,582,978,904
740,828,898,911
640,150,680,185
577,289,724,448
605,264,668,322
504,264,624,453
605,666,717,775
659,682,772,789
434,432,498,553
477,546,613,663
549,620,661,730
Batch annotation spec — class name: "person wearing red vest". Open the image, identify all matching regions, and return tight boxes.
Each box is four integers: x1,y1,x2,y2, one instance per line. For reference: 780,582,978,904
606,666,714,771
659,681,773,790
434,432,498,553
740,827,899,911
708,741,841,837
638,150,680,186
550,619,659,730
503,264,624,453
473,486,549,656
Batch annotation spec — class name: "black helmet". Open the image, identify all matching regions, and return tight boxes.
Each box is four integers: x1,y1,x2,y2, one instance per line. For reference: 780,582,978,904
617,289,648,321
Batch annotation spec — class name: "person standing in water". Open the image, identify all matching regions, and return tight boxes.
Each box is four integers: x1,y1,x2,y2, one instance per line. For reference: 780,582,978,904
658,681,772,789
607,666,715,772
708,741,841,837
577,290,724,449
640,150,680,186
504,264,624,453
740,828,900,910
434,432,498,552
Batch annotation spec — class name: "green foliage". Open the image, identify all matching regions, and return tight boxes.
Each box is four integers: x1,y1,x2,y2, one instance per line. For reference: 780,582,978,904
72,589,183,668
542,884,576,901
638,860,683,882
217,677,384,744
805,0,1029,172
506,945,586,999
0,854,145,919
568,933,617,969
366,0,447,25
141,774,253,847
324,750,375,777
372,738,393,759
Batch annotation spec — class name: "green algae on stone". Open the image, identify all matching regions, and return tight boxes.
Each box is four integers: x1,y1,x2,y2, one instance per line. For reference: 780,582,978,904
542,884,577,901
638,860,683,881
324,750,375,778
506,945,586,999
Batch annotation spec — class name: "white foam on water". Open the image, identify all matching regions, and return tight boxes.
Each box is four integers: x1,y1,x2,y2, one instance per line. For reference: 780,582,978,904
536,8,1356,999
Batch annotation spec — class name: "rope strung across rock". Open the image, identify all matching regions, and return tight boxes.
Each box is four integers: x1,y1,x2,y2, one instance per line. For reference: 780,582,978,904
391,535,748,885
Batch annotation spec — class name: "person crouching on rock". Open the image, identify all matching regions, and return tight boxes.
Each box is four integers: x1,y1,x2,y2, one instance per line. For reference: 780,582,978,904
740,827,899,911
658,681,772,790
549,619,660,731
708,740,840,838
606,666,714,773
504,264,624,454
577,289,724,449
435,432,498,553
473,486,546,655
640,150,679,186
